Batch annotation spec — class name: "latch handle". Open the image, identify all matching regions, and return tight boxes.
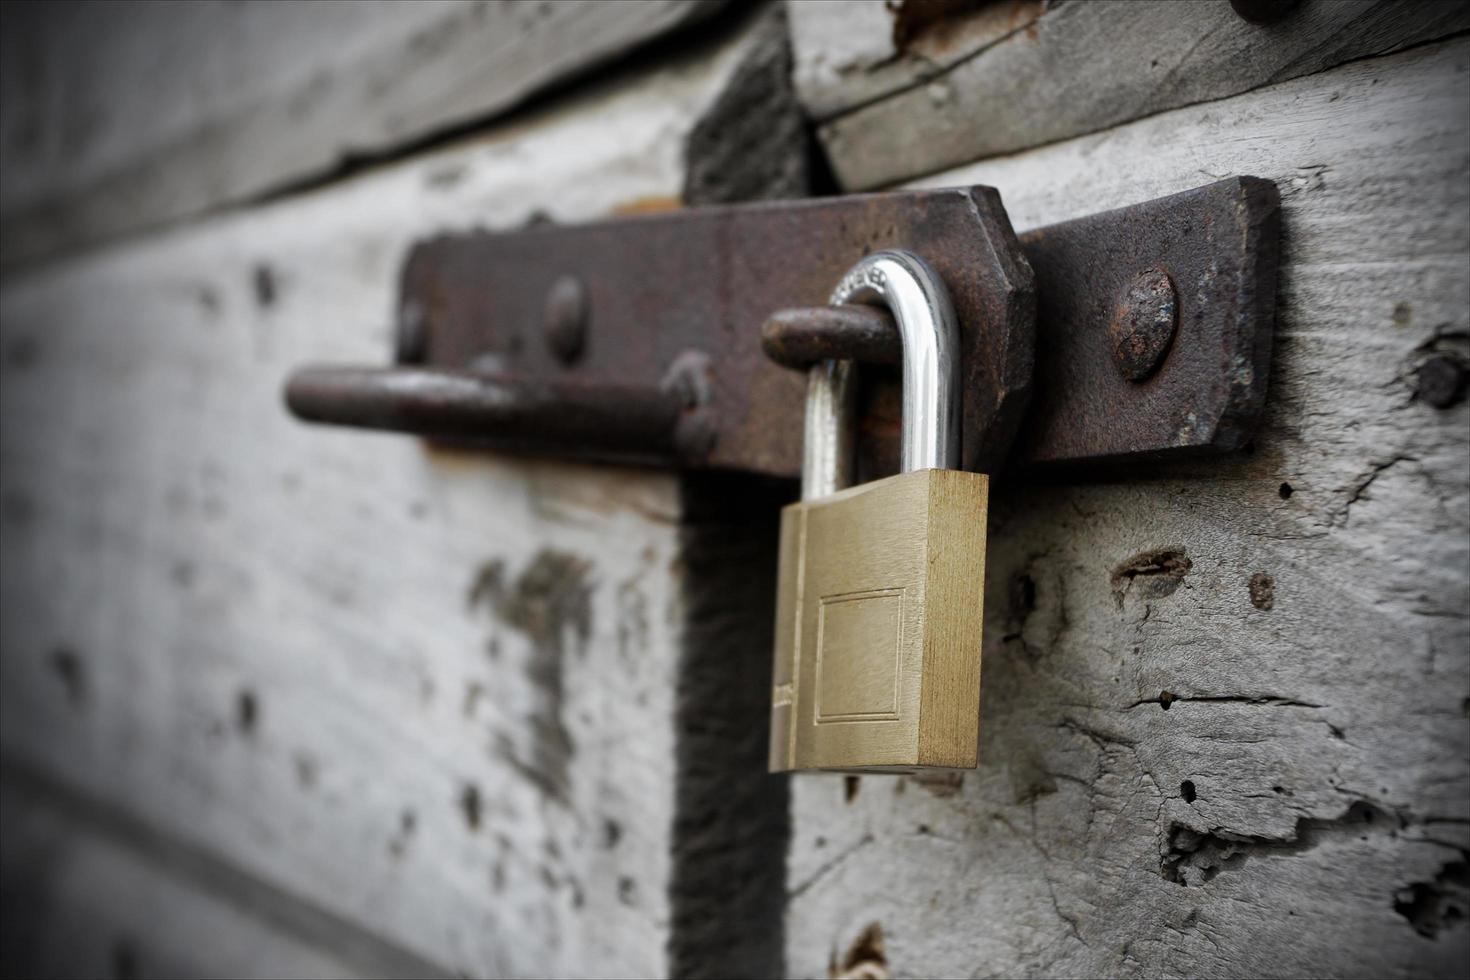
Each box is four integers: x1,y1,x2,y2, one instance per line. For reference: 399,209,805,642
285,366,685,462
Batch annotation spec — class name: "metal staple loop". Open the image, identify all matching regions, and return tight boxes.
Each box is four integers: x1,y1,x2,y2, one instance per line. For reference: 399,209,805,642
760,305,903,368
799,249,962,500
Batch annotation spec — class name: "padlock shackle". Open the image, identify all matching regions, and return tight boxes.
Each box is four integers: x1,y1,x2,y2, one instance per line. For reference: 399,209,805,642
802,251,961,499
801,359,857,501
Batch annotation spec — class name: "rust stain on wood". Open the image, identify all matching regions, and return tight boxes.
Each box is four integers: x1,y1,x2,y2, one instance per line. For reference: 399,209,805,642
1111,546,1192,606
1249,571,1275,610
830,921,890,980
891,0,1047,55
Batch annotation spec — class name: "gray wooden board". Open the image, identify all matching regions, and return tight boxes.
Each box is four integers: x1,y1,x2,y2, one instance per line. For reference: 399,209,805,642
786,0,1050,121
808,0,1470,190
0,0,725,268
1,786,357,979
0,768,446,979
785,38,1470,979
0,20,763,979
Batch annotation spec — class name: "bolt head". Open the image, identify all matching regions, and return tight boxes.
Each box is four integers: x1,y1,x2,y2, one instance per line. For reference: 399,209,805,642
1110,268,1178,382
1418,354,1468,409
543,276,588,365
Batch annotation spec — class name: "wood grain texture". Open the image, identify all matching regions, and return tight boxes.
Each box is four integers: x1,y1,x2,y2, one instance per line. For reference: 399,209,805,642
1,767,448,979
807,0,1470,190
785,38,1470,978
0,0,727,267
787,0,1049,121
0,21,762,978
1,794,360,980
669,474,793,980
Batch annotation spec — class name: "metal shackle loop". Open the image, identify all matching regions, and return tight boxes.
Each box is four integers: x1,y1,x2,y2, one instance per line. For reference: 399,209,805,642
801,250,962,500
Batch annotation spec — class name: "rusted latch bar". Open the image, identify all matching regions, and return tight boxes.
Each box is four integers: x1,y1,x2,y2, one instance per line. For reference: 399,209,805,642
284,177,1278,475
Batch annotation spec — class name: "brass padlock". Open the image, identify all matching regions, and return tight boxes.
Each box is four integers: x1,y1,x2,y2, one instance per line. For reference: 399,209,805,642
769,250,988,773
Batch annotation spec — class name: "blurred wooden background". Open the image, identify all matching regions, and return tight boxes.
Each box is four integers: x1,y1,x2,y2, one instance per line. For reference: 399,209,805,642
1,2,1466,977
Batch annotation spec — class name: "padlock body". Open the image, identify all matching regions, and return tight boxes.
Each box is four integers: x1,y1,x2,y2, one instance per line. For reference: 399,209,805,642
769,468,988,773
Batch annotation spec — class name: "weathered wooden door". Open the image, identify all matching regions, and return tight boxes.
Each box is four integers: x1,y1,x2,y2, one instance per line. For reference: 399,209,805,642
2,2,1466,978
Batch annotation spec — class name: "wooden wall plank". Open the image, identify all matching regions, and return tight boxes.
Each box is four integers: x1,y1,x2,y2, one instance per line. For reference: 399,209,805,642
0,20,763,978
785,38,1470,978
787,0,1049,121
0,0,727,267
0,769,444,979
805,0,1470,190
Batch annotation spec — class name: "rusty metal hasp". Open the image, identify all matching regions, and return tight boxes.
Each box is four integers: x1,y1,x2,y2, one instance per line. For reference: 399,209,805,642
285,177,1279,477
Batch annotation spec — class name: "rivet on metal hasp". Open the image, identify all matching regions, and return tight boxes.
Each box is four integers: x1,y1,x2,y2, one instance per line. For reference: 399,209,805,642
544,275,589,365
1110,268,1178,382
